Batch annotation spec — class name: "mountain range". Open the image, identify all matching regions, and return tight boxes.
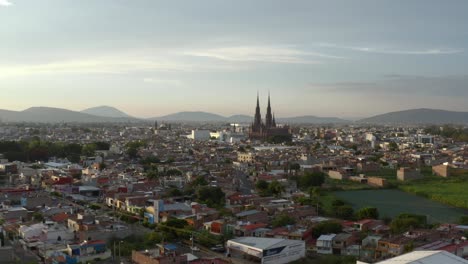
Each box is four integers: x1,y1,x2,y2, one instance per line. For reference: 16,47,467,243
0,106,466,124
149,111,349,124
0,106,139,123
81,106,133,118
359,108,468,124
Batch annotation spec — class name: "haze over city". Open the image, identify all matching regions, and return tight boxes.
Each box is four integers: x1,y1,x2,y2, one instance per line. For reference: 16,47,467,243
1,0,468,118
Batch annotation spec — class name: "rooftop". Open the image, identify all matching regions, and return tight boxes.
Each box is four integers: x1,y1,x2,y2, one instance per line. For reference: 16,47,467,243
373,250,468,264
228,237,303,251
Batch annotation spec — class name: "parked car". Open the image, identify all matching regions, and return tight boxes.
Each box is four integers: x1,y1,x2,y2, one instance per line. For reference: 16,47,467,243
210,245,225,253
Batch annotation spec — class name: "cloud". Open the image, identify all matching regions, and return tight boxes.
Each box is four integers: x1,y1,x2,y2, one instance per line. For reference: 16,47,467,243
318,43,462,55
183,45,344,64
0,56,240,78
143,78,183,86
309,75,468,97
0,0,12,6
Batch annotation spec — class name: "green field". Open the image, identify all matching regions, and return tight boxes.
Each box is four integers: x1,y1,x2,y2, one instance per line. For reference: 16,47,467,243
400,177,468,208
333,189,468,223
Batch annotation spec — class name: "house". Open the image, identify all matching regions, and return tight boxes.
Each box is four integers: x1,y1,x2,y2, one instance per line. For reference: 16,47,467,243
234,223,268,237
360,235,382,260
332,233,354,255
375,236,413,259
316,234,336,254
397,167,422,181
235,210,268,224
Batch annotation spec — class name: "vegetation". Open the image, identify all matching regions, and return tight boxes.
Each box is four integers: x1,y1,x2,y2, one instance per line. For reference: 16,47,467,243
297,172,325,190
255,179,285,197
356,207,379,220
390,214,427,234
311,221,343,238
425,125,468,142
196,186,225,208
272,213,296,228
0,139,112,163
400,175,468,208
334,189,468,223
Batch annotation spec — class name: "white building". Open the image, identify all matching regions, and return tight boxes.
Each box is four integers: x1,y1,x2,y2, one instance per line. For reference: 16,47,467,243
187,130,211,141
358,250,468,264
417,134,435,144
316,234,336,254
227,237,305,264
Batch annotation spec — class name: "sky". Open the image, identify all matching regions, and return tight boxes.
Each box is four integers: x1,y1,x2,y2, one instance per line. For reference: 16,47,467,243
1,0,467,118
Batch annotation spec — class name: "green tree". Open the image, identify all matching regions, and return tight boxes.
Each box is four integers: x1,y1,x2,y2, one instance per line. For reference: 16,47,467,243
336,205,354,220
165,188,183,197
459,215,468,225
196,186,225,208
272,213,296,228
312,221,343,238
388,141,399,151
82,143,97,157
256,180,269,191
268,180,285,197
356,207,379,220
298,172,325,190
191,176,208,187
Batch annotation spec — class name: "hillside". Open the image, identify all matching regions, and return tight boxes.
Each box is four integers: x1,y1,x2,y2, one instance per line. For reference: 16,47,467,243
359,108,468,124
81,106,132,118
0,107,140,123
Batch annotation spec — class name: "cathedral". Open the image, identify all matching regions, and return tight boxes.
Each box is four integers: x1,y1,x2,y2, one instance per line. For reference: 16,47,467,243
249,93,292,142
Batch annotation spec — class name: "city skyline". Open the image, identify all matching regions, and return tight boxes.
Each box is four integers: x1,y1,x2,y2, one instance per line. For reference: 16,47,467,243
1,0,468,118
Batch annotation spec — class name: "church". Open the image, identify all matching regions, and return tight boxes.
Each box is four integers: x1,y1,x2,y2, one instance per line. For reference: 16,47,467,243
249,93,292,142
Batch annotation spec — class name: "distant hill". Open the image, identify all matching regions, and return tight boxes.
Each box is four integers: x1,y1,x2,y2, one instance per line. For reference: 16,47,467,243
0,107,141,123
81,106,132,118
227,115,253,123
359,108,468,124
278,115,349,124
150,112,348,124
150,111,227,122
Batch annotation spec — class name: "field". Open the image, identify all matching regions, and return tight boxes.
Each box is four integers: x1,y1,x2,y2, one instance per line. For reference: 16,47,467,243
400,176,468,209
333,189,468,223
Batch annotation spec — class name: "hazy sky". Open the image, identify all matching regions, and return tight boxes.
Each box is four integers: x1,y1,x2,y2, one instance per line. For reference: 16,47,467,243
1,0,467,118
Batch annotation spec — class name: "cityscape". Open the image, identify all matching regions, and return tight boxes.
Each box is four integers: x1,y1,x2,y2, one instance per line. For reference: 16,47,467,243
1,1,468,264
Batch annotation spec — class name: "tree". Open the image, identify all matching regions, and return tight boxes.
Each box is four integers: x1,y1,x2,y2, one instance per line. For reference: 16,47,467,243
298,172,325,190
192,176,208,187
255,180,269,191
126,147,139,159
331,199,346,209
272,213,296,228
312,221,343,238
32,212,44,222
356,207,379,220
459,215,468,225
196,186,225,208
336,205,354,220
390,214,427,234
388,141,399,151
268,180,285,197
165,188,183,197
82,143,97,157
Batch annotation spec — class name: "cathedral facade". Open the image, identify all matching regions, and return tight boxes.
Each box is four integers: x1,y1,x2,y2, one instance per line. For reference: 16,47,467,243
249,94,292,142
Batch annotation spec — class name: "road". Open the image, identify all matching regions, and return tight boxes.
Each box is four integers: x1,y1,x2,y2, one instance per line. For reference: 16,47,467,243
234,170,254,195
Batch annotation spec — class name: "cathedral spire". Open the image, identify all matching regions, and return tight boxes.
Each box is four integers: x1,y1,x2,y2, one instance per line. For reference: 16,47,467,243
272,113,276,127
254,91,262,128
265,91,273,128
